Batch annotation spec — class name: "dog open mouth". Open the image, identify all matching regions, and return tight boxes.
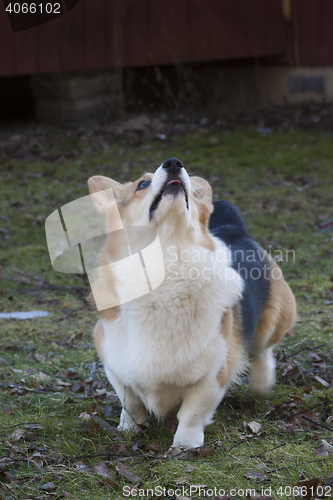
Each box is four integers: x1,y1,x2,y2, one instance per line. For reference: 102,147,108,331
149,179,189,218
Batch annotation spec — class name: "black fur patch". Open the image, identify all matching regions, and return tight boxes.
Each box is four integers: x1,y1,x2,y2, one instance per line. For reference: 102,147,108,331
209,201,270,345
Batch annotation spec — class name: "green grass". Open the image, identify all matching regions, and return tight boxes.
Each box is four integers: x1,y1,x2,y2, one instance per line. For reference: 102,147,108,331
0,123,332,499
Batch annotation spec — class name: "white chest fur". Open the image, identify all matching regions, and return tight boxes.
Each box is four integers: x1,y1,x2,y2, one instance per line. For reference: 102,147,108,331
100,239,243,416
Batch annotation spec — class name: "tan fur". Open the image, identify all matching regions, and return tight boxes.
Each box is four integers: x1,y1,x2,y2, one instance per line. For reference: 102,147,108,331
198,202,216,251
217,304,244,388
251,257,297,354
100,306,120,323
88,242,121,322
93,320,106,363
190,176,215,251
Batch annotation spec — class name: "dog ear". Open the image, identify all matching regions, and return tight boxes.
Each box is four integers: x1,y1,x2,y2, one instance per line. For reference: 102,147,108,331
190,176,213,213
88,176,123,215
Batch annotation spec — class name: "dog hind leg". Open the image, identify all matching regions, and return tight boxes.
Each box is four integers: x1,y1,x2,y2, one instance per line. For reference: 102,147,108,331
250,262,296,394
250,346,276,394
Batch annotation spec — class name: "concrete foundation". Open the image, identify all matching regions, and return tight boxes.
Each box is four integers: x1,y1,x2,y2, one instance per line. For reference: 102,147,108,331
28,65,333,123
31,70,124,124
197,65,333,110
258,66,333,105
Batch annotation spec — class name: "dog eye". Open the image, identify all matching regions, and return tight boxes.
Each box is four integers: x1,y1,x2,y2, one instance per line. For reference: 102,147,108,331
136,179,152,191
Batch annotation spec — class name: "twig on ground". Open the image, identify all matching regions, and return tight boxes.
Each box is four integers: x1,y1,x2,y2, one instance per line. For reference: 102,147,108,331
255,442,287,458
0,421,43,430
284,343,327,360
286,400,332,420
301,415,333,432
270,457,331,472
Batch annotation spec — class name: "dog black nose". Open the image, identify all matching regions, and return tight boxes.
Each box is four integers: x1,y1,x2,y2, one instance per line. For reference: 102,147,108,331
162,158,183,173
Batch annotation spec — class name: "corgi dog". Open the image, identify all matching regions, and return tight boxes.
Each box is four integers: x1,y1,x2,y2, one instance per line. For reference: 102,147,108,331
88,158,296,449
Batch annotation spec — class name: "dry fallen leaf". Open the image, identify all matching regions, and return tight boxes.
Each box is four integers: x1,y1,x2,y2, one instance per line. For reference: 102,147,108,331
314,439,333,457
33,371,51,382
74,460,89,470
171,447,183,457
23,423,44,430
85,402,97,413
13,274,30,284
296,478,321,500
292,408,318,428
79,412,91,422
9,428,25,441
313,375,330,387
31,458,43,469
307,352,322,363
284,366,303,380
70,381,83,393
325,472,333,488
5,440,25,453
95,388,107,397
3,471,22,484
244,470,268,481
115,462,141,483
64,369,82,379
40,482,56,491
113,441,127,455
200,445,212,457
94,461,112,478
33,353,45,362
244,421,261,434
148,443,163,453
175,476,191,485
54,378,72,386
90,414,119,435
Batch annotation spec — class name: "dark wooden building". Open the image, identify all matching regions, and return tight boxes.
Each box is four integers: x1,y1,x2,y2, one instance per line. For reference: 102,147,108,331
1,0,333,118
0,0,289,76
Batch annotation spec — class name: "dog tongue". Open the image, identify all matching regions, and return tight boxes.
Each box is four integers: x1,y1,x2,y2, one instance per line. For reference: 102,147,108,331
167,180,181,185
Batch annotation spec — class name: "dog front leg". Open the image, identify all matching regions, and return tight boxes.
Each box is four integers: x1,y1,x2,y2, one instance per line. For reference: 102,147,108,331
172,378,225,449
104,366,149,432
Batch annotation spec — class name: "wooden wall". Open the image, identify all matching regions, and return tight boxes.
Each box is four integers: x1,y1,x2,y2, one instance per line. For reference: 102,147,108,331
0,0,286,77
291,0,333,66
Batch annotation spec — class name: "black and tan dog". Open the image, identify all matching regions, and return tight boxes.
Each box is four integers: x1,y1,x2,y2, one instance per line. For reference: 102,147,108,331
88,158,296,449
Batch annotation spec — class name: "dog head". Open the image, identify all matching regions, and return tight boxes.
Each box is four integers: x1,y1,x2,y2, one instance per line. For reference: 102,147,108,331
88,158,214,249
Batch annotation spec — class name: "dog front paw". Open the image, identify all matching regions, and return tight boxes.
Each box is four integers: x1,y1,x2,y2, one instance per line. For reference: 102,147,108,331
118,410,140,433
172,426,204,449
118,409,150,434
